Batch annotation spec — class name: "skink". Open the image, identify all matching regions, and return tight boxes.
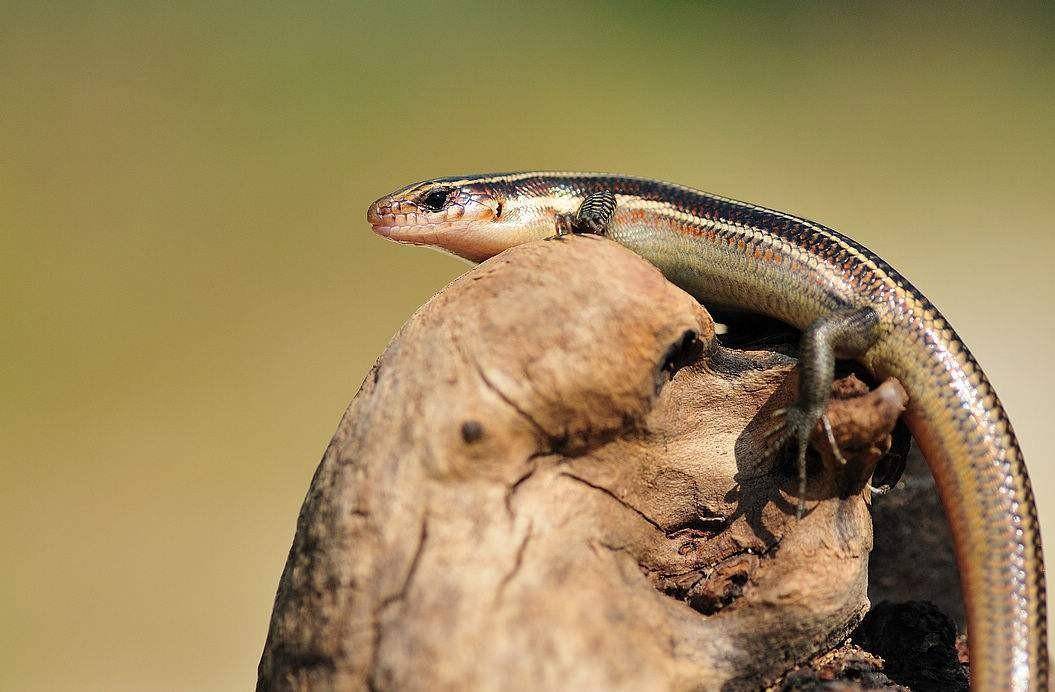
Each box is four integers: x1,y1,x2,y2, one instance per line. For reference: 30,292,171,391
367,171,1048,690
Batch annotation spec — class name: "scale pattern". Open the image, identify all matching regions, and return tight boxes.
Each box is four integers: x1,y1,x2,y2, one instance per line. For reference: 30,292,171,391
378,171,1049,690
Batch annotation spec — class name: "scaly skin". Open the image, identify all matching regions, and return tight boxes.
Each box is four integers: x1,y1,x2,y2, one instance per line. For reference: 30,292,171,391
367,171,1048,690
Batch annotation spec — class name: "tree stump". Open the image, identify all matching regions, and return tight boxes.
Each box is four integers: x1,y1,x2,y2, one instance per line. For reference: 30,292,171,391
258,236,956,691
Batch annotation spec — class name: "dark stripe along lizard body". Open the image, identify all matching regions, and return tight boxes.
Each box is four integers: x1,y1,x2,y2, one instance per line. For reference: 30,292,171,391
367,171,1048,690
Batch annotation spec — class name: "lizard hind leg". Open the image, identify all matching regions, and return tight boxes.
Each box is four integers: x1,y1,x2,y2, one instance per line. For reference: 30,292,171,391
766,306,881,517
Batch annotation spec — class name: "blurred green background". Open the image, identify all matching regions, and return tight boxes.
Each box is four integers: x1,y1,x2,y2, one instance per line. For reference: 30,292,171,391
2,2,1053,689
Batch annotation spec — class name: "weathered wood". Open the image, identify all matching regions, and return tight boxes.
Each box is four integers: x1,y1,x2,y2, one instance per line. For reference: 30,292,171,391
258,236,910,691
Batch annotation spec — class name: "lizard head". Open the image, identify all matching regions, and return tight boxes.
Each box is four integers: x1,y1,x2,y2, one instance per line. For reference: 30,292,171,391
367,174,568,262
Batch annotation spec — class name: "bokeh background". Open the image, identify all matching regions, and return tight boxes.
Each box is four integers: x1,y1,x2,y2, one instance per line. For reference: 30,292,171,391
3,2,1053,689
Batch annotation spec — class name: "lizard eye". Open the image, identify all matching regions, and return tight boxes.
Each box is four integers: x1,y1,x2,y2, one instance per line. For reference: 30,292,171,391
421,188,451,212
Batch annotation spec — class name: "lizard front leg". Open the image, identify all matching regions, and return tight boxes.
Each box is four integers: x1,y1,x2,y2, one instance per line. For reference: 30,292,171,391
553,190,617,237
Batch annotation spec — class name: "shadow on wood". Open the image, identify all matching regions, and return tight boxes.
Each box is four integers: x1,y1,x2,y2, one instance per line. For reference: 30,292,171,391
258,237,929,691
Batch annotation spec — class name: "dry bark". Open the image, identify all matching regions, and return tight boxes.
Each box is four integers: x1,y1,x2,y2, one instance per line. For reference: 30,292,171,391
258,236,927,691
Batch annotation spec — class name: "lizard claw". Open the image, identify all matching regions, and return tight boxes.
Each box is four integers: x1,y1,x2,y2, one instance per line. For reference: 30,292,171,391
758,421,790,451
763,403,822,518
821,413,848,466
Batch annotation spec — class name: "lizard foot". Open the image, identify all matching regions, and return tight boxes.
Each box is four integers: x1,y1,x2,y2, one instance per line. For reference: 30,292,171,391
760,403,830,518
550,190,617,239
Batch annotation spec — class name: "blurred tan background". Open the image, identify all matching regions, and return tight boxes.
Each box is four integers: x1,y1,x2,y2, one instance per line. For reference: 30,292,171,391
2,2,1053,689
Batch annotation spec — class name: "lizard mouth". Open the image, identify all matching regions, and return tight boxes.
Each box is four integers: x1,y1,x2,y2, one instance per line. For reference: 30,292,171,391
370,218,443,241
369,219,400,237
367,198,459,241
367,200,422,238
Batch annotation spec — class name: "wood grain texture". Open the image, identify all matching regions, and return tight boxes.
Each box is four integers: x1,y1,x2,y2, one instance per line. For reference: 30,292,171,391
257,237,908,691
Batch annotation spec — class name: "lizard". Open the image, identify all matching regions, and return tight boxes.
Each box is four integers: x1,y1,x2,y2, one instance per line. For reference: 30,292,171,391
366,171,1048,690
